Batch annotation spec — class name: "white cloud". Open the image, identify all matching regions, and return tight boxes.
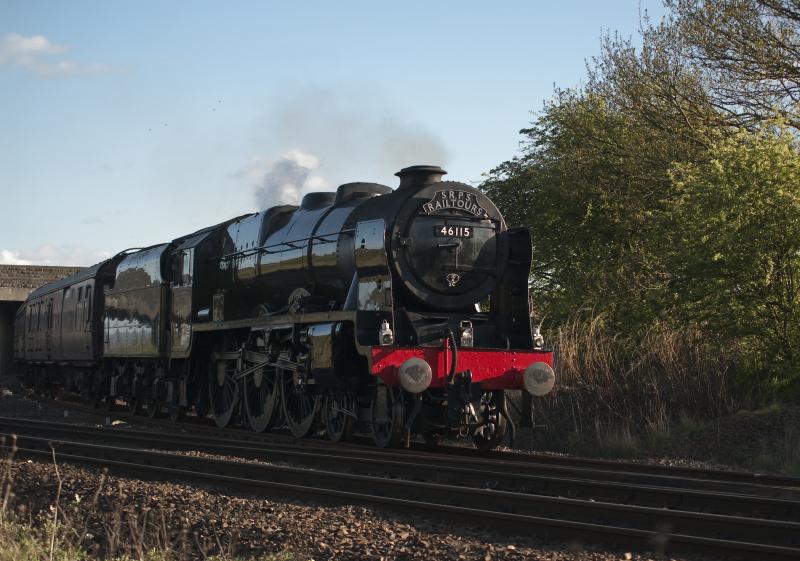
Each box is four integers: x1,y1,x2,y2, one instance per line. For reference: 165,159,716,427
0,32,112,77
0,250,31,265
237,150,330,209
0,33,65,62
0,245,112,266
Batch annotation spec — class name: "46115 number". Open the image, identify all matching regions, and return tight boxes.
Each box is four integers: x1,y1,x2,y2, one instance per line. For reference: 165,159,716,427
434,225,472,238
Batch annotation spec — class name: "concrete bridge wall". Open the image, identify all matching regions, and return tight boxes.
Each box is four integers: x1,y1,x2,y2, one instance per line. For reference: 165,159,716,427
0,264,82,377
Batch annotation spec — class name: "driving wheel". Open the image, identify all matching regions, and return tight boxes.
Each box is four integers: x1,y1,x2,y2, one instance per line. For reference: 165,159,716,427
244,363,280,432
323,390,356,443
370,384,404,448
279,368,319,438
209,355,240,428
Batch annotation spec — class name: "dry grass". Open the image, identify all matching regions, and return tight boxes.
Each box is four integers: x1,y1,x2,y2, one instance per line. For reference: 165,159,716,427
524,313,800,473
0,438,295,561
752,423,800,473
531,313,740,454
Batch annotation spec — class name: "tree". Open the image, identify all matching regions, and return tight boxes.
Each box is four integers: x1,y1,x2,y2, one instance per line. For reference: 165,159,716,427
483,1,800,394
483,25,717,330
668,0,800,129
670,125,800,388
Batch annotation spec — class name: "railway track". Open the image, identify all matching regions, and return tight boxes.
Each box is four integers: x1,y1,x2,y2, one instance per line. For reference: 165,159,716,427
33,392,800,489
2,417,799,560
2,417,799,512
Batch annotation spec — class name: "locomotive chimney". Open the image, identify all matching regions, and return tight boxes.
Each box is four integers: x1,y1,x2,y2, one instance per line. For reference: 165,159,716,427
395,165,447,191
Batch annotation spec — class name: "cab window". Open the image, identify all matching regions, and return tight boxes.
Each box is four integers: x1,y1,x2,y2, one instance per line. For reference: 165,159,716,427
182,250,193,285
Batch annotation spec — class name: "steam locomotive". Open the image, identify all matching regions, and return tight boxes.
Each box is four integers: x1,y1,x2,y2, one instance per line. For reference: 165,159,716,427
14,165,555,449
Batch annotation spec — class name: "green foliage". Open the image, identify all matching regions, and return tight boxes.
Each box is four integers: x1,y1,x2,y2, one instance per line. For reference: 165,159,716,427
0,518,297,561
0,520,86,561
483,1,800,395
483,33,717,329
671,126,800,389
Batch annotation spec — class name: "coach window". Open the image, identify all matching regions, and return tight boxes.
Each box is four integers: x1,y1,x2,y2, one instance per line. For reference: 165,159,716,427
85,286,93,327
75,287,82,329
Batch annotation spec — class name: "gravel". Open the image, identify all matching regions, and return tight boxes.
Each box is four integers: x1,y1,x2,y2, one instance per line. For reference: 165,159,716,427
6,458,691,561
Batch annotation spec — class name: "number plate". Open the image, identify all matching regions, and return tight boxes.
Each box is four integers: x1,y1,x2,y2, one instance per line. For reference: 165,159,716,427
434,225,473,238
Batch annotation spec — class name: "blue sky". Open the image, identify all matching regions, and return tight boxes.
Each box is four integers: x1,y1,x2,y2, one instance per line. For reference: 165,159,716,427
0,0,664,265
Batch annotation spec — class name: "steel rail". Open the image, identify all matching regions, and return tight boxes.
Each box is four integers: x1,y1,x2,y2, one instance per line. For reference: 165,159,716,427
447,444,800,488
8,435,800,561
28,393,800,489
2,418,799,522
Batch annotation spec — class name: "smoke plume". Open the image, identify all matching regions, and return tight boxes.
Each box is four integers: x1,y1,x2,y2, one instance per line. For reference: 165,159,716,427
266,86,450,175
239,86,450,209
243,150,328,209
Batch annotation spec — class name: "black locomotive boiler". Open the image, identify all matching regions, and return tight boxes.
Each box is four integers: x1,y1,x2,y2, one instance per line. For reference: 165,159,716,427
14,165,555,449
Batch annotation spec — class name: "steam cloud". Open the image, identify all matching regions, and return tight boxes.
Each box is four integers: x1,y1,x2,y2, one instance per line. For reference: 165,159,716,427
239,86,451,210
267,86,449,174
251,150,326,208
